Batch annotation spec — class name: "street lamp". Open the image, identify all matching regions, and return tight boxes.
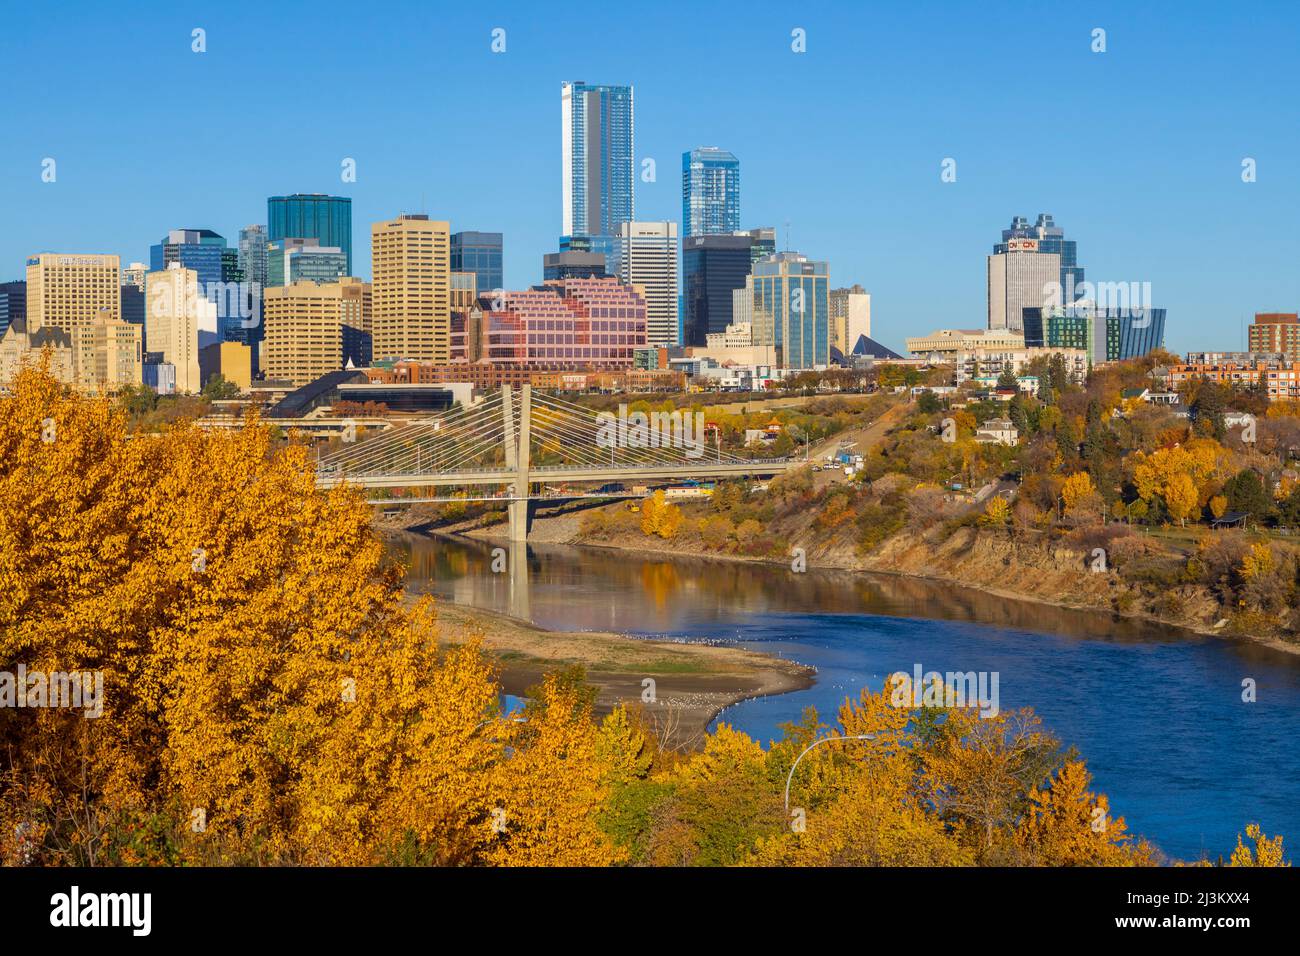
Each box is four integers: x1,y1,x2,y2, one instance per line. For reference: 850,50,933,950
783,733,877,813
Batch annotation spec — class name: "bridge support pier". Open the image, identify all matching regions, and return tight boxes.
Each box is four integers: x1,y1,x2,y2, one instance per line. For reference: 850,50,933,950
507,498,532,543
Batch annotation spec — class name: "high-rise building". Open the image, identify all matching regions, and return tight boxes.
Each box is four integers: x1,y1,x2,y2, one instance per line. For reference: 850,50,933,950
543,250,607,281
750,252,831,369
266,238,349,287
25,254,121,336
144,263,208,393
988,243,1061,332
994,214,1084,307
682,148,740,237
449,277,645,369
267,194,353,273
371,214,451,363
829,284,872,356
121,262,148,291
149,229,252,344
681,231,773,346
1248,313,1300,359
450,232,503,297
238,226,268,289
263,277,372,386
618,221,678,347
0,281,26,339
561,81,634,238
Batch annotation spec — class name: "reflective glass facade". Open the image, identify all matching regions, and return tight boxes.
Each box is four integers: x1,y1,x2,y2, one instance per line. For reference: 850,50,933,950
1043,306,1167,363
268,194,353,274
682,148,740,237
450,231,504,295
994,214,1084,303
681,235,753,346
751,252,830,369
561,82,634,238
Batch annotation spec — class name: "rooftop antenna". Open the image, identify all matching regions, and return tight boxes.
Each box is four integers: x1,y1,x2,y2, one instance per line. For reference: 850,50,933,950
784,220,791,252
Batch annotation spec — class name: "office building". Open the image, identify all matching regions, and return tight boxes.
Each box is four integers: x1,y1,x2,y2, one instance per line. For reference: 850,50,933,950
561,81,634,238
25,254,121,336
449,276,645,369
0,281,26,339
121,262,148,291
995,214,1085,306
266,238,349,287
145,264,209,393
268,194,353,273
1248,313,1300,359
682,233,759,346
150,229,252,344
238,225,269,289
1026,305,1166,364
829,284,871,355
544,250,607,281
370,214,450,363
750,252,830,369
618,221,678,347
71,313,142,391
988,243,1060,332
263,277,372,386
450,231,503,297
682,147,740,237
199,341,253,392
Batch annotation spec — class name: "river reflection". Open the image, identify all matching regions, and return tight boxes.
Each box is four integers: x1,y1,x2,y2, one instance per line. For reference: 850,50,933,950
393,533,1300,861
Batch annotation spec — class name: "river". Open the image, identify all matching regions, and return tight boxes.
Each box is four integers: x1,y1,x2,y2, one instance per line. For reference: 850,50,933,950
391,533,1300,862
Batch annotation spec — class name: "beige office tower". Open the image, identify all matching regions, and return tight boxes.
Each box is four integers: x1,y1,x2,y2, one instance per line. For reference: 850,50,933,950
829,284,871,354
263,277,371,386
121,262,149,292
987,241,1060,332
25,253,121,336
145,264,203,393
618,221,678,347
371,214,450,363
72,311,142,391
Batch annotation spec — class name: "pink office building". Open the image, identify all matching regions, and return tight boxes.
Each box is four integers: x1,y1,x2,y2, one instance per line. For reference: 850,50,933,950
451,277,647,369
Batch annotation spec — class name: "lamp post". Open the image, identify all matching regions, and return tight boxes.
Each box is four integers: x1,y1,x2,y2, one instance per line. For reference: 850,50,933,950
783,733,877,813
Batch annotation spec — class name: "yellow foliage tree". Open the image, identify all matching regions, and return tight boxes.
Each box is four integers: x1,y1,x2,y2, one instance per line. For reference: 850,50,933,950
1060,471,1097,515
1229,824,1289,866
640,489,683,539
1016,760,1154,866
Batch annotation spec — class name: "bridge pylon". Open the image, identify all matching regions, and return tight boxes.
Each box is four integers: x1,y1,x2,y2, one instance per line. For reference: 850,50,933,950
504,384,532,542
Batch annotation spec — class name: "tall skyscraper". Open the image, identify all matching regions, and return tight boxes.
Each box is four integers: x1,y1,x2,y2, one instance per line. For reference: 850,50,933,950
750,252,831,369
450,232,503,296
371,214,451,363
994,214,1084,306
145,264,206,393
25,254,121,336
263,277,372,386
988,244,1061,332
618,222,678,347
238,225,268,289
268,194,353,274
682,148,740,237
561,82,634,238
149,229,251,344
681,229,774,346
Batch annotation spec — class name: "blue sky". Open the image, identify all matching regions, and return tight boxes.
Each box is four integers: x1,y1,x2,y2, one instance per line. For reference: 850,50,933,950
1,0,1296,353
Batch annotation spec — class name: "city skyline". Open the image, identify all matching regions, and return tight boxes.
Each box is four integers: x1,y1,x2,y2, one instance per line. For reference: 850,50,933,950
1,2,1297,355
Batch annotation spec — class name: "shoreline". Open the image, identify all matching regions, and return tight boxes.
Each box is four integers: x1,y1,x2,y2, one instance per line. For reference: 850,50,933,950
437,518,1300,660
422,594,815,750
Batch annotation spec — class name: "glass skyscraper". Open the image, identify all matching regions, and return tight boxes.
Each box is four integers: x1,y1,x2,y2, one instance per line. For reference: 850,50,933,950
450,231,504,295
1031,305,1166,363
266,239,349,287
994,214,1084,305
268,194,353,274
561,82,634,238
0,280,27,338
751,252,830,369
682,148,740,237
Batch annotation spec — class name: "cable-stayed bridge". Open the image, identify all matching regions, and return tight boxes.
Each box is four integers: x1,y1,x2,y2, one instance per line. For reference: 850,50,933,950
316,384,797,540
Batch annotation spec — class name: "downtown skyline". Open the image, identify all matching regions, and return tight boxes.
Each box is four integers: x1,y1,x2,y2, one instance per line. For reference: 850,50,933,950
1,1,1297,355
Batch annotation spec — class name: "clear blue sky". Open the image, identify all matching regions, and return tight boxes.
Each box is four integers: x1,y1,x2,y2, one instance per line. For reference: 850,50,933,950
1,0,1296,354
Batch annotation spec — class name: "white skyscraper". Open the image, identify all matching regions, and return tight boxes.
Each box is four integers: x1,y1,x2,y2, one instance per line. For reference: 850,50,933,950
988,240,1061,332
618,221,678,347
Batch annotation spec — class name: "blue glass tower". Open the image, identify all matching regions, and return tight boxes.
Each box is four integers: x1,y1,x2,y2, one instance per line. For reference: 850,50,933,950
450,231,504,294
994,214,1084,304
561,82,634,238
682,148,740,237
267,194,353,274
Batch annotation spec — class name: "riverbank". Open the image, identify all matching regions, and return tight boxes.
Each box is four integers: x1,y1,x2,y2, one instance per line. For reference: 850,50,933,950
446,507,1300,659
425,597,815,749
